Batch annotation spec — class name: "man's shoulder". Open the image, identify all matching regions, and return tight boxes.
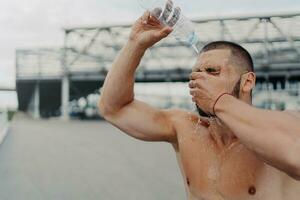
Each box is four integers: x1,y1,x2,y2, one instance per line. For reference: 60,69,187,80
165,108,193,117
165,108,198,124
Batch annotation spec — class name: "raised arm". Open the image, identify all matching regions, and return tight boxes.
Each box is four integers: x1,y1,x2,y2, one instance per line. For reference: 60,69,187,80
214,95,300,180
98,11,178,143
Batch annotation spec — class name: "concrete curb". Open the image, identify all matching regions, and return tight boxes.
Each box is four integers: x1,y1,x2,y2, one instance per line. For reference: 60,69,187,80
0,123,9,145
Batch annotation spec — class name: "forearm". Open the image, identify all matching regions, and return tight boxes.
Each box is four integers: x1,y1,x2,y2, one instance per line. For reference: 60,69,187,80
215,95,300,177
99,40,146,114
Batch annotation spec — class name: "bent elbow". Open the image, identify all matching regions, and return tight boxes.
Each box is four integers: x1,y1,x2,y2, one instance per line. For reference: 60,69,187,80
97,98,113,118
97,98,123,121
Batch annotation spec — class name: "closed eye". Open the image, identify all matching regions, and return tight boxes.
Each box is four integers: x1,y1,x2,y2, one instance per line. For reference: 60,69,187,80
205,67,219,75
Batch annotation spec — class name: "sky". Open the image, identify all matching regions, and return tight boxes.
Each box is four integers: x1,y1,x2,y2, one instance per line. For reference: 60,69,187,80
0,0,300,89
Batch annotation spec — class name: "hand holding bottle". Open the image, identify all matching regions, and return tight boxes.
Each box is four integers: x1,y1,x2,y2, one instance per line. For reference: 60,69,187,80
129,11,173,50
138,0,200,53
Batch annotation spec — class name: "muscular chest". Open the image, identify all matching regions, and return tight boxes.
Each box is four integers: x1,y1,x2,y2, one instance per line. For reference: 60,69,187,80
177,131,275,199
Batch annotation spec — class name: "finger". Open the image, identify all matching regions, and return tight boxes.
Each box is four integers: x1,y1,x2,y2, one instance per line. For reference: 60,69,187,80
189,88,199,97
141,11,150,22
150,7,162,19
191,79,207,90
160,0,173,23
188,80,195,88
192,96,196,102
189,72,206,80
167,6,181,27
148,15,162,26
189,72,199,80
189,80,202,89
142,17,161,28
155,26,173,39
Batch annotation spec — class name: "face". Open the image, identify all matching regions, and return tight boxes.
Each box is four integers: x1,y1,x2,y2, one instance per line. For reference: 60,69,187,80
190,49,243,117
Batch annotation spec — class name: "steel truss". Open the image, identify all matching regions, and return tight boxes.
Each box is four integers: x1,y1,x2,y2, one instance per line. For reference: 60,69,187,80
17,12,300,82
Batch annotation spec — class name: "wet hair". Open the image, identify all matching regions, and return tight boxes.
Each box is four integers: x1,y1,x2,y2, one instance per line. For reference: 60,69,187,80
200,41,254,74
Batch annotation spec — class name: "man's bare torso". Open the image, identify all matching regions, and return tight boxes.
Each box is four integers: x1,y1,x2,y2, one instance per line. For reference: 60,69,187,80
172,111,300,200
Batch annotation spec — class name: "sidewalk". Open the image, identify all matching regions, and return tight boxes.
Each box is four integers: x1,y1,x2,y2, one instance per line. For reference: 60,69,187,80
0,113,185,200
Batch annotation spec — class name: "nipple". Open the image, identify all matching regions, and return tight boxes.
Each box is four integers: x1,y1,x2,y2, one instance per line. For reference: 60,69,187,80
248,185,256,195
186,177,190,186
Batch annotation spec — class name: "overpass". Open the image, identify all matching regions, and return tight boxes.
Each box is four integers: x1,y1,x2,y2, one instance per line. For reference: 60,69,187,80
16,12,300,118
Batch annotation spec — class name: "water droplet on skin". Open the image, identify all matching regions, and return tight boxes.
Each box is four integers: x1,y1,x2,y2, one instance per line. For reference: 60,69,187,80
178,134,188,143
197,133,202,139
193,117,202,133
197,118,201,125
207,165,218,180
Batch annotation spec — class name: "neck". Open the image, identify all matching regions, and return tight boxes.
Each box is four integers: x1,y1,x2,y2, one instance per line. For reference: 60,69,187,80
208,117,237,149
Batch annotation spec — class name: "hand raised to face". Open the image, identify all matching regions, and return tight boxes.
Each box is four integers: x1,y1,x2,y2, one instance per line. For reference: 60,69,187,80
188,49,244,116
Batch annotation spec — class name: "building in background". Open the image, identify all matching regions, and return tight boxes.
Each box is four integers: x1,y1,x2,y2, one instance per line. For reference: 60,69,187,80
16,12,300,119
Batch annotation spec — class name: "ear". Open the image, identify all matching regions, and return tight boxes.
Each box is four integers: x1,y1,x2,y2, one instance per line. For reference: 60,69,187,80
241,72,256,94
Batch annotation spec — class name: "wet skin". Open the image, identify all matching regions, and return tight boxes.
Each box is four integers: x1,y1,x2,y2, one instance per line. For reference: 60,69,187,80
171,112,300,200
99,6,300,199
101,47,300,199
170,49,300,199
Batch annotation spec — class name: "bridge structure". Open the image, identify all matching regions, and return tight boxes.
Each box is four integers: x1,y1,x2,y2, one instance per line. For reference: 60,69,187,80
16,12,300,118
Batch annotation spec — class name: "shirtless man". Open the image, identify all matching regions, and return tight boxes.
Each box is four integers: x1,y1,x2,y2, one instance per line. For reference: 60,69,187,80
98,10,300,199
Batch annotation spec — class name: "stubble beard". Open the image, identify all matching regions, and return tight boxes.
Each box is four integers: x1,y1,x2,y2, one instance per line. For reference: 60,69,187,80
195,79,241,117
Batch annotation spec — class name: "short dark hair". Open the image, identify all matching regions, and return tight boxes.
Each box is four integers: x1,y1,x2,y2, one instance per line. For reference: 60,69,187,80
200,41,254,73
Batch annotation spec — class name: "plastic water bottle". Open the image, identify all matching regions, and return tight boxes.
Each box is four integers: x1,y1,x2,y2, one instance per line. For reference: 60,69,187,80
138,0,200,54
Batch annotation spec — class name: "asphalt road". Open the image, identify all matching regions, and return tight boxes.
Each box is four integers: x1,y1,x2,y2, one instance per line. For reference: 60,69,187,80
0,113,186,200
